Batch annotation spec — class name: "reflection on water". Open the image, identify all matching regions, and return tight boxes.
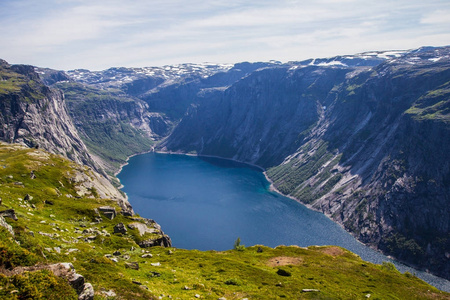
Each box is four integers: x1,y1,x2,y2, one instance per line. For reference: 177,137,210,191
118,152,450,292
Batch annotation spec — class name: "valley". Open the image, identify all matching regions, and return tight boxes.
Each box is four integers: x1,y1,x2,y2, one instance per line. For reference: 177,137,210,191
0,46,449,298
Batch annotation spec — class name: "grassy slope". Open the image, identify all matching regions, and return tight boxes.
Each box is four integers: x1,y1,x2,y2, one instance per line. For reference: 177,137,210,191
0,143,448,299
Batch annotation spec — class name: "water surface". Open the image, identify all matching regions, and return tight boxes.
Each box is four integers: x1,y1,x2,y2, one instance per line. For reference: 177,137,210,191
118,152,449,292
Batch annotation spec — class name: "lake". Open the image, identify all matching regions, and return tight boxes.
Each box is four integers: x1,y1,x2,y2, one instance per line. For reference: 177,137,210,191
118,152,450,292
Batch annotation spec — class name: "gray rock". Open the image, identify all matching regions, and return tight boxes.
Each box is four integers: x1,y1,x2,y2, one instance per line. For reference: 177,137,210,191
0,216,14,236
125,262,139,270
301,289,320,292
138,235,172,248
113,223,127,234
78,283,94,300
98,206,116,220
0,209,18,221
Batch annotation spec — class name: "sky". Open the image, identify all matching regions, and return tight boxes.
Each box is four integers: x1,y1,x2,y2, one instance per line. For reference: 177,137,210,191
0,0,449,70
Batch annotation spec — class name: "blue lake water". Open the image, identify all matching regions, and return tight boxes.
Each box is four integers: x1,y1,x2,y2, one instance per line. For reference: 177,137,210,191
118,152,450,292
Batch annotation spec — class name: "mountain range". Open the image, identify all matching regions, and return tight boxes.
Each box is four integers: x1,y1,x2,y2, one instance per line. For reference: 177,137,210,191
1,46,449,284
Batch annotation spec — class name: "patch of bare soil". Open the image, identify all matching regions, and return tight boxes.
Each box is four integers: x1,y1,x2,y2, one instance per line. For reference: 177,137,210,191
266,256,303,267
318,246,345,257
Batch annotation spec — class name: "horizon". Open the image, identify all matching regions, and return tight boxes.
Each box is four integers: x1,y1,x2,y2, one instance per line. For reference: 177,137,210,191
1,0,449,71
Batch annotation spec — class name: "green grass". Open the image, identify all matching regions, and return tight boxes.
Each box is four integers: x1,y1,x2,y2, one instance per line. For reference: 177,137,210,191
0,69,25,94
0,143,448,299
0,66,47,101
405,82,450,122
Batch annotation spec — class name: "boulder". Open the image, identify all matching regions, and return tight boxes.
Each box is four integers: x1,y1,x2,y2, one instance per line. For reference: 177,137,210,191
0,216,14,236
138,235,172,248
0,209,18,221
78,283,94,300
98,206,116,220
128,222,158,236
125,262,139,270
301,289,320,293
113,223,127,234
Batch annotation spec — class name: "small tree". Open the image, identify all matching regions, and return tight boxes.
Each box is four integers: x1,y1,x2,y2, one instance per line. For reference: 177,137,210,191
233,237,245,251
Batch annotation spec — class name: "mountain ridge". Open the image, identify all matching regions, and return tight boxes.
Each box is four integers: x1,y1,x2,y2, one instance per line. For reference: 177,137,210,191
1,45,449,282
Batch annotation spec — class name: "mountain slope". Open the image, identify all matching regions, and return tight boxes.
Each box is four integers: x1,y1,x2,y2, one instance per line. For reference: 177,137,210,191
160,47,450,279
6,47,447,280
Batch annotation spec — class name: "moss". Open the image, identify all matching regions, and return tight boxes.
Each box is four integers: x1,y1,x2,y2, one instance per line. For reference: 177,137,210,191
0,270,78,299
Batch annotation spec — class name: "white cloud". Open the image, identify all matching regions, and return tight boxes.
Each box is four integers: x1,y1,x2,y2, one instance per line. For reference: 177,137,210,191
0,0,449,70
421,10,450,24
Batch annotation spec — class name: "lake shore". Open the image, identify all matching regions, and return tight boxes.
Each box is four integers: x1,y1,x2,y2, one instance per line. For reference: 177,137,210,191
117,149,450,292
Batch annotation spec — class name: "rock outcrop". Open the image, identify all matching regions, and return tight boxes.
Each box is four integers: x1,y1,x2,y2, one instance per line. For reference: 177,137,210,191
10,263,94,300
0,60,100,173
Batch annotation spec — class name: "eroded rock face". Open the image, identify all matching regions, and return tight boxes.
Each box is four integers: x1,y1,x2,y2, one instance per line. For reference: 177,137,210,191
0,62,99,173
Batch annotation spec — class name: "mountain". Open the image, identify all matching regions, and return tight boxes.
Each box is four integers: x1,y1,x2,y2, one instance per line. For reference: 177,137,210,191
158,47,450,279
1,46,448,282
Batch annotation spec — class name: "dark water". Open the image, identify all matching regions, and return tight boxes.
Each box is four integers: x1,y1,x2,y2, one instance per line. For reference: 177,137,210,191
118,152,450,292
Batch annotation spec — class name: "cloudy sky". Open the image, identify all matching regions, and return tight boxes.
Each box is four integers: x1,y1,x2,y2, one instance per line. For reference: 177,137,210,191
1,0,449,70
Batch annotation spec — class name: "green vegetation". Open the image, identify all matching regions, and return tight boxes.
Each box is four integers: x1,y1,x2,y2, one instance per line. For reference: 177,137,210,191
233,237,245,251
0,66,46,101
0,69,24,94
405,82,450,122
81,120,154,173
0,270,78,300
0,143,448,299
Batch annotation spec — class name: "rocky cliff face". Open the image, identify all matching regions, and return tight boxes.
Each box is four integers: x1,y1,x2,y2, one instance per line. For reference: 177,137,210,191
160,47,450,279
51,82,163,174
0,60,99,172
45,62,279,174
160,66,349,167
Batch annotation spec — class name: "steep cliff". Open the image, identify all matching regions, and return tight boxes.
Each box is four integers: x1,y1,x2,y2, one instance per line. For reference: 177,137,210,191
52,82,162,174
160,65,350,167
0,59,99,172
47,62,278,174
160,47,450,279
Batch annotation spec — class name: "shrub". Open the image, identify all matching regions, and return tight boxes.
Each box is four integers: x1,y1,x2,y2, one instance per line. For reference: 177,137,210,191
233,237,245,251
276,268,292,277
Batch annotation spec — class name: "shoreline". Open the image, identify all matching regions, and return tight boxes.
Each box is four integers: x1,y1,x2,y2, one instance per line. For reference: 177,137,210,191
116,149,450,292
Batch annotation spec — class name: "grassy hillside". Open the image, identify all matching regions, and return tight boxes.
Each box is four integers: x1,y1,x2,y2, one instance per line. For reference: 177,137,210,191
0,143,448,299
